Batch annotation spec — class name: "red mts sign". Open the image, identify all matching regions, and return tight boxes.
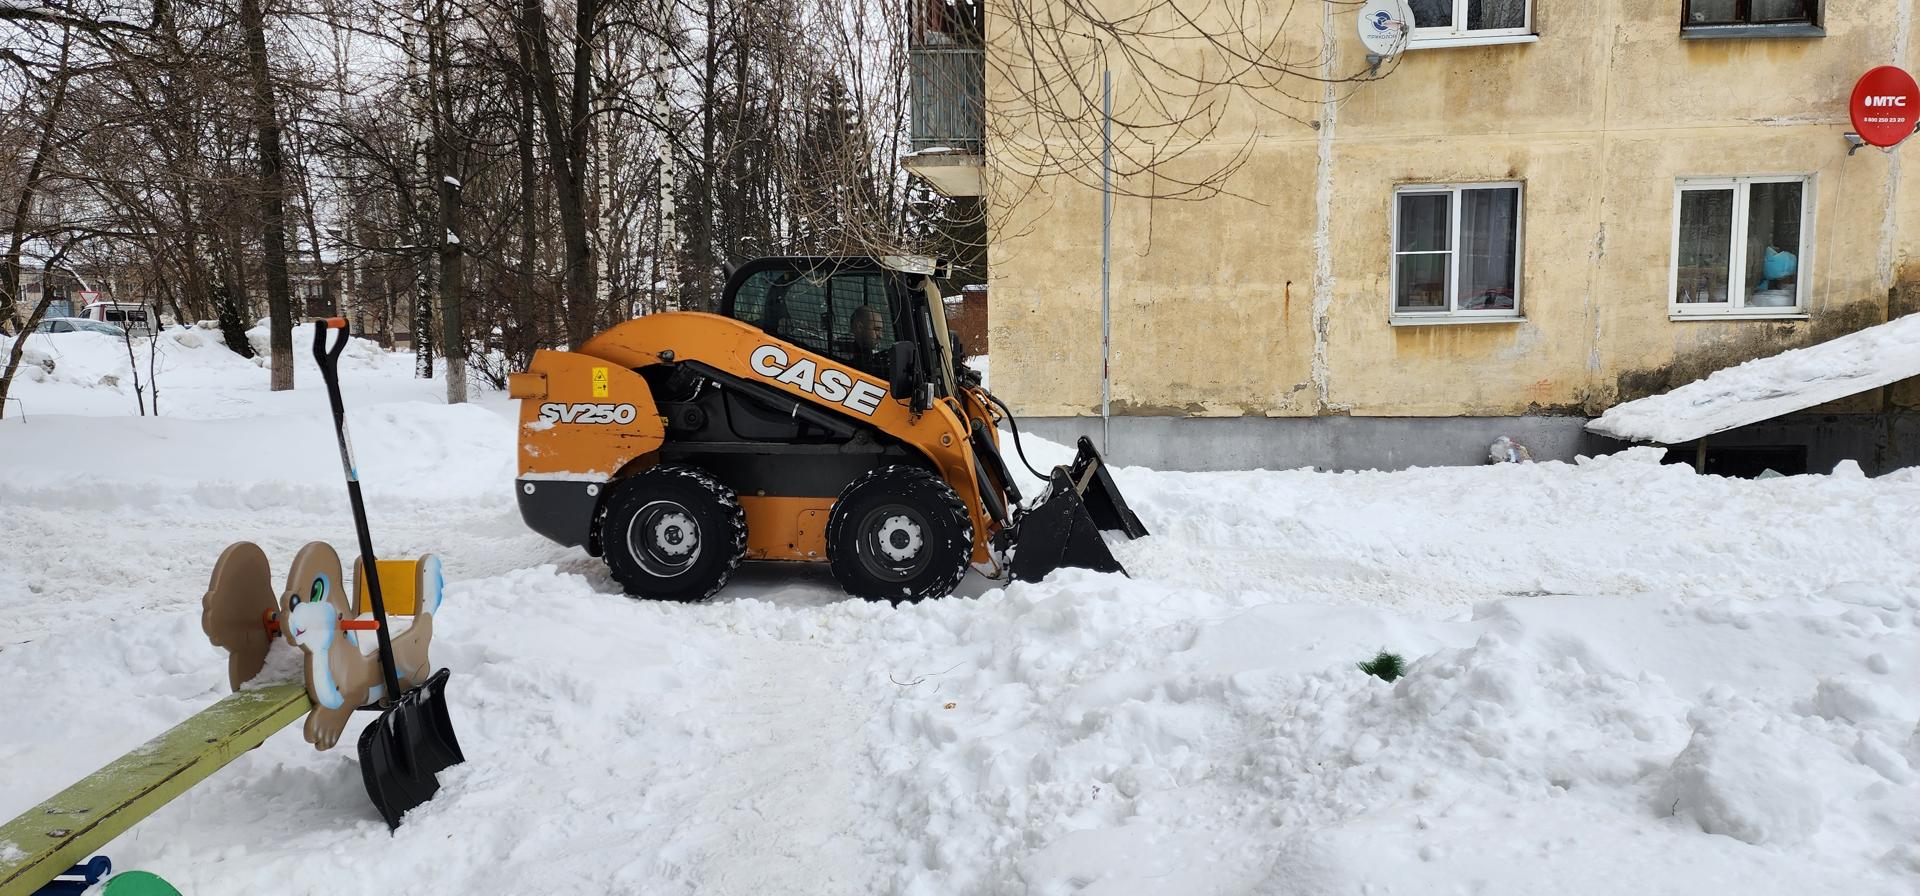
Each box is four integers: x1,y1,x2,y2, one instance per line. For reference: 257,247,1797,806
1850,66,1920,148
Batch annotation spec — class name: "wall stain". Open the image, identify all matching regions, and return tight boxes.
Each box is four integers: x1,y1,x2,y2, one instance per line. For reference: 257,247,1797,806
1391,321,1525,359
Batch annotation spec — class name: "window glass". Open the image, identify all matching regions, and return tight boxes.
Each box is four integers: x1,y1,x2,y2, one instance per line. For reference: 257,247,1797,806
1397,193,1450,252
1686,0,1812,25
1408,0,1453,29
1458,188,1519,310
1396,255,1449,312
1744,182,1802,308
1676,189,1735,304
1468,0,1527,29
1750,0,1811,22
1686,0,1738,23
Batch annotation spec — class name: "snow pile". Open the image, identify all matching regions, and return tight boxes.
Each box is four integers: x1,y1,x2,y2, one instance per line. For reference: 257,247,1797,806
835,579,1919,893
1589,311,1920,444
2,319,464,418
1,325,251,390
244,320,389,373
2,356,1919,894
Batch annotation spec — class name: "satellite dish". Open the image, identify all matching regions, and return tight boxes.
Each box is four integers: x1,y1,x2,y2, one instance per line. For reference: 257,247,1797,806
1357,0,1413,59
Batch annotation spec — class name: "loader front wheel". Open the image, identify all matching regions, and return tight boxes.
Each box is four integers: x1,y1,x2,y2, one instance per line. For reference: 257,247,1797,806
601,465,747,602
827,465,973,604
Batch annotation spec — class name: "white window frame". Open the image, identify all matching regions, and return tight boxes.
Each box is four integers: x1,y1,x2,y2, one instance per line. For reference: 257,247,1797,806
1390,181,1525,325
1669,175,1815,320
1407,0,1536,48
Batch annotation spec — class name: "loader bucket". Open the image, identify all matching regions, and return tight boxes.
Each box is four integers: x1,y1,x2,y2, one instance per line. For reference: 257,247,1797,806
1008,439,1148,583
1067,437,1149,539
358,668,466,830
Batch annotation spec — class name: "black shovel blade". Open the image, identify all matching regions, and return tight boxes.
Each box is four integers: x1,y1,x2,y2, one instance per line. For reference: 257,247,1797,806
1009,469,1129,583
359,668,466,830
1068,437,1148,539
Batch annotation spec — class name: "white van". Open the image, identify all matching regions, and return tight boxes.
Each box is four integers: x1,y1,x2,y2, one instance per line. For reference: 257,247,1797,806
82,301,157,337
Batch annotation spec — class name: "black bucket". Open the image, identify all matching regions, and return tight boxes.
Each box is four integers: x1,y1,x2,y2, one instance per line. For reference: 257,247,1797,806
1067,437,1148,538
1008,439,1147,583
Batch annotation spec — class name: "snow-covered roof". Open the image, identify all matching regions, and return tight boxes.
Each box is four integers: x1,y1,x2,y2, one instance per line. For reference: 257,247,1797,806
1588,312,1920,444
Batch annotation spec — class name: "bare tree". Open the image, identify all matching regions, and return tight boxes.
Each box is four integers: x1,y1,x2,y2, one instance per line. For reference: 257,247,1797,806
238,0,297,390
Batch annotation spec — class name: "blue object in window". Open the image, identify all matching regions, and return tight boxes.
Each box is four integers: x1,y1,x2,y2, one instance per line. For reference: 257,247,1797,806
1763,246,1797,282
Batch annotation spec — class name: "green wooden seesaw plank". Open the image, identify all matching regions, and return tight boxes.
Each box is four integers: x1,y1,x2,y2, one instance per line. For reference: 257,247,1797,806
0,682,310,896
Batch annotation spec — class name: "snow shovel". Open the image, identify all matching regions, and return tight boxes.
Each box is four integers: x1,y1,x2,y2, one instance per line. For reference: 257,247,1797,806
312,319,466,829
1009,437,1148,582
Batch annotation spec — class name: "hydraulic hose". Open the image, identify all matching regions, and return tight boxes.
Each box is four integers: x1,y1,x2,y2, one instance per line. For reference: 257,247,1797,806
982,389,1050,482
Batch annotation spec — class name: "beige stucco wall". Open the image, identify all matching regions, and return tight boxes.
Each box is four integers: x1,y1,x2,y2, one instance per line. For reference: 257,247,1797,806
987,0,1920,420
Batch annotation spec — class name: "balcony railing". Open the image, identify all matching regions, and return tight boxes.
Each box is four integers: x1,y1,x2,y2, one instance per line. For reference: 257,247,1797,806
909,47,983,154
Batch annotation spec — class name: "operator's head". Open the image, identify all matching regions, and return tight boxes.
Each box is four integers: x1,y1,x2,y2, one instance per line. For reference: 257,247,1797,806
851,305,885,351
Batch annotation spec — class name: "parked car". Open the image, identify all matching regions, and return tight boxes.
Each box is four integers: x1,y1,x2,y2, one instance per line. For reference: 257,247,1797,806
81,301,156,336
34,317,127,337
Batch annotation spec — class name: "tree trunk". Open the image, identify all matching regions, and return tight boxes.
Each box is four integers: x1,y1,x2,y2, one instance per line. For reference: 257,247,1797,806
240,0,295,391
431,0,466,404
514,18,540,361
652,48,680,312
212,248,254,358
521,0,597,346
2,34,72,337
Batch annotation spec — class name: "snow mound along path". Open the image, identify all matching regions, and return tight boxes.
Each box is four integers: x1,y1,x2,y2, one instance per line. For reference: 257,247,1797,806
3,319,455,419
2,324,252,390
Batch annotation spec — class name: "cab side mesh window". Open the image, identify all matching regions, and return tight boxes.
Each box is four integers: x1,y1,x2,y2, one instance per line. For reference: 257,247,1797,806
734,269,892,367
828,274,890,359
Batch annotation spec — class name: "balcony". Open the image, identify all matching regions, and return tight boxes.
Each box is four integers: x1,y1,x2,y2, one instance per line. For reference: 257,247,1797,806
905,3,984,196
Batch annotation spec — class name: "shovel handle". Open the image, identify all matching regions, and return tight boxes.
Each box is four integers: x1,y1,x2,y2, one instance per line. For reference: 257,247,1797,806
313,318,349,374
311,317,406,706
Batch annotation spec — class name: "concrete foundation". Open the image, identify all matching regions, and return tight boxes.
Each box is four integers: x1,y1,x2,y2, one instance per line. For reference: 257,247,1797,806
1019,413,1920,476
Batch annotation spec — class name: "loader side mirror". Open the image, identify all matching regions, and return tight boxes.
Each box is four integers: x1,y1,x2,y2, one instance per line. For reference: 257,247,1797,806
888,340,920,402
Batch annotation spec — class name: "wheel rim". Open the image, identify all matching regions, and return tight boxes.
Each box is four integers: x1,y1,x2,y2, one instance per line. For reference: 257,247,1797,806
855,504,931,583
626,500,702,578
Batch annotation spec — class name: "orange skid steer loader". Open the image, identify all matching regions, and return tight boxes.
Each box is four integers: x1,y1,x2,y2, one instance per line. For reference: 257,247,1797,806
508,256,1147,602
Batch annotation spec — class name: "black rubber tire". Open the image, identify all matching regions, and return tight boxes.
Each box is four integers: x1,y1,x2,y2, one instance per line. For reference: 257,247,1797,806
827,465,973,603
599,465,747,602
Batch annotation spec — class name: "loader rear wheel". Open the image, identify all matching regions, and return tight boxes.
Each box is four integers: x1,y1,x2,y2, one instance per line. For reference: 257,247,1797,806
827,465,973,604
601,465,746,602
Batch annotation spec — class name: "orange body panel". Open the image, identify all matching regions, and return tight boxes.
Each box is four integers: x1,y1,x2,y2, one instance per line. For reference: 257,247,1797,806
739,496,833,560
516,351,664,479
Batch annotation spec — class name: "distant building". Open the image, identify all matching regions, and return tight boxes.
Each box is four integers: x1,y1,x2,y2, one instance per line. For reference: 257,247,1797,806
944,284,989,357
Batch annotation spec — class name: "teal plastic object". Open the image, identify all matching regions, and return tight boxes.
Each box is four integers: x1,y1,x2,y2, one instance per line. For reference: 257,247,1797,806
100,872,181,896
1763,246,1797,281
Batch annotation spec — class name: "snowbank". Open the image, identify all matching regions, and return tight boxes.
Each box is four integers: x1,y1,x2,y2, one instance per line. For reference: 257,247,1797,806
2,320,464,419
1589,312,1920,444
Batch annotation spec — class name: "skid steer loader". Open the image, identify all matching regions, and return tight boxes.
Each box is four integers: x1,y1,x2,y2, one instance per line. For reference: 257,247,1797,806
508,256,1147,603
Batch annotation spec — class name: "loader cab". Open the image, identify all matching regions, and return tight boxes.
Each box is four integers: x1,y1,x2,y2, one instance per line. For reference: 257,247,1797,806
721,257,956,406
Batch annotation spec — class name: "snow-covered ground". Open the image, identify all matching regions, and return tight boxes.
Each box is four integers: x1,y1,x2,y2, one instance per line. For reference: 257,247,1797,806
3,335,1919,895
